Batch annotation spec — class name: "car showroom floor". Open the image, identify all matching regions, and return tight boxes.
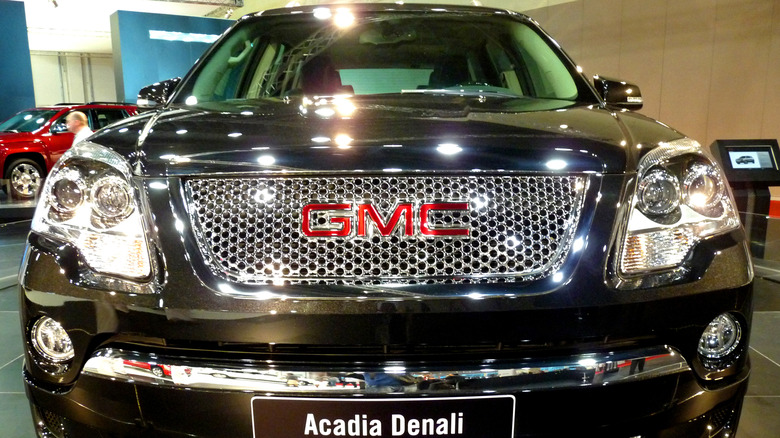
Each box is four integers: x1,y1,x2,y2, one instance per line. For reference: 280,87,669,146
1,216,780,437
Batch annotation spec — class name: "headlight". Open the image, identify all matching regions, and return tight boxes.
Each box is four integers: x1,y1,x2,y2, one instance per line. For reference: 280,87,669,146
683,163,724,213
49,168,86,214
619,138,740,279
636,168,680,216
31,142,152,282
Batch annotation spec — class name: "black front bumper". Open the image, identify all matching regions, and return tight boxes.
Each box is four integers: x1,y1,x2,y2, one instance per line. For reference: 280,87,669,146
25,353,748,438
21,285,753,437
19,229,754,438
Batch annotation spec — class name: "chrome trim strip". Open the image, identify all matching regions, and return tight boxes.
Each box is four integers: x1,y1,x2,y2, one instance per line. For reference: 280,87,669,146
82,346,689,393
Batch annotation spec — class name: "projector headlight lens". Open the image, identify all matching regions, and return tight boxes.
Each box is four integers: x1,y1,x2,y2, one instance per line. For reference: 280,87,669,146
637,168,680,216
91,175,134,227
683,162,724,213
49,168,86,214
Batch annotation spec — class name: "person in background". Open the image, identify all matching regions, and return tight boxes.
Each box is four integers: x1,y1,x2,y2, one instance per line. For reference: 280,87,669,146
66,111,92,146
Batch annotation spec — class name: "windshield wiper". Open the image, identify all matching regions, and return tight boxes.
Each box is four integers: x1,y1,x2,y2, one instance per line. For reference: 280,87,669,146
1,130,20,133
401,89,523,99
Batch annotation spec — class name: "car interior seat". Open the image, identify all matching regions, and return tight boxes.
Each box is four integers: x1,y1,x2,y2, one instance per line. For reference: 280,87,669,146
428,55,471,89
300,56,354,95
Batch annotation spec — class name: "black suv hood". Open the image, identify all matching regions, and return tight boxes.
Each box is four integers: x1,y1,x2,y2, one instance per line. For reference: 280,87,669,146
94,96,684,176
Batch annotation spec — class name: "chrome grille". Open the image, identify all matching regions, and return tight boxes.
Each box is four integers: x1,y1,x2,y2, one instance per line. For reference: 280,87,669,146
185,175,586,284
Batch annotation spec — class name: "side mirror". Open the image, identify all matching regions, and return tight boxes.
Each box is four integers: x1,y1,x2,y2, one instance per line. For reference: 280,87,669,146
50,122,68,134
593,75,643,111
137,77,181,111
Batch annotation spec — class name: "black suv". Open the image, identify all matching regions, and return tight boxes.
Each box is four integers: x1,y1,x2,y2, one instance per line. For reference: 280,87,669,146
20,4,753,437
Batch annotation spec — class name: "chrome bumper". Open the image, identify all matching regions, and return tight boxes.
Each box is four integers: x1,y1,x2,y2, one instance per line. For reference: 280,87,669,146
83,346,689,393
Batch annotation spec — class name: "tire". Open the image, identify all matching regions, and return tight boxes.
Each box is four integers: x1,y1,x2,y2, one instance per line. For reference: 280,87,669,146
6,158,44,200
151,366,165,378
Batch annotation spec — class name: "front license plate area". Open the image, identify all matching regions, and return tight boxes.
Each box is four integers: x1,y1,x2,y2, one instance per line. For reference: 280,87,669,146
251,395,515,438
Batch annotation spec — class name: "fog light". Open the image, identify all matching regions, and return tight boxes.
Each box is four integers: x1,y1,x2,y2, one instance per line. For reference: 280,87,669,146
30,317,74,362
698,314,741,362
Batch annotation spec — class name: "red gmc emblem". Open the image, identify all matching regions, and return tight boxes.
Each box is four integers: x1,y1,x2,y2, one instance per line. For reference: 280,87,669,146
302,202,470,237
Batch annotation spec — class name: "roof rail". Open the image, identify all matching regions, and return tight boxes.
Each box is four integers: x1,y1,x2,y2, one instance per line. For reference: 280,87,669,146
55,102,84,106
86,101,134,106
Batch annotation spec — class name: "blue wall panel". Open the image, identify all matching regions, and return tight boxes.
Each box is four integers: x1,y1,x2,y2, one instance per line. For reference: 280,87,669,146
111,11,232,102
0,1,36,122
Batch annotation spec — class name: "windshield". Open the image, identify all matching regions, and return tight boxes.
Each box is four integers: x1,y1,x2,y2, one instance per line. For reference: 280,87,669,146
0,109,59,133
173,9,596,106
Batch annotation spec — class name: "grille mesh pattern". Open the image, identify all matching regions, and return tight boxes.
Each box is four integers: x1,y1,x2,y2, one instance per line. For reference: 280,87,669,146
185,175,585,284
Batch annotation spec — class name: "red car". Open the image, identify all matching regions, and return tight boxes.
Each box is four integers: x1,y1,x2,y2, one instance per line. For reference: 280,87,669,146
0,103,137,199
123,360,172,378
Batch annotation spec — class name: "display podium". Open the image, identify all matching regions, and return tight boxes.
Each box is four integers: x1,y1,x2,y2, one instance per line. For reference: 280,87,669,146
711,139,780,258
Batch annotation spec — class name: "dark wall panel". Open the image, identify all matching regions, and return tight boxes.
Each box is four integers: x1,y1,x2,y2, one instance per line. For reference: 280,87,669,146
0,1,36,121
111,10,232,102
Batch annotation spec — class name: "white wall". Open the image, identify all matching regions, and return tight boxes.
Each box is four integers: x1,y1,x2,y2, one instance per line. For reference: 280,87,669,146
501,0,780,146
30,52,117,106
